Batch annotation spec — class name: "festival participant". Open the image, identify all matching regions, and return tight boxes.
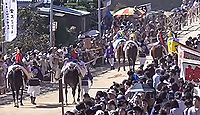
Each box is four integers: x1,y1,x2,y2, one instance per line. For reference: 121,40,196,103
81,66,93,95
187,96,200,115
137,39,149,66
27,61,43,105
15,47,23,65
105,42,115,70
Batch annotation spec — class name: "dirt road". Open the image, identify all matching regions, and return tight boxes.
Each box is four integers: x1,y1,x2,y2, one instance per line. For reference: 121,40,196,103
0,57,152,115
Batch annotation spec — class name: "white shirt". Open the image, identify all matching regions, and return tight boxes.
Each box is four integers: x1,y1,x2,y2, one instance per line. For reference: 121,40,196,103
170,108,182,115
153,73,160,88
187,106,200,115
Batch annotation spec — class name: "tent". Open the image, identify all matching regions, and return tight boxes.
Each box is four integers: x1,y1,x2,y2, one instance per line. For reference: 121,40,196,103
126,83,154,93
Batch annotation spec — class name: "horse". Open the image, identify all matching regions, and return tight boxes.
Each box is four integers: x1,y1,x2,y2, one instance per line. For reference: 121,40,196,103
150,42,167,63
56,62,84,105
124,41,138,71
116,42,126,71
7,66,27,108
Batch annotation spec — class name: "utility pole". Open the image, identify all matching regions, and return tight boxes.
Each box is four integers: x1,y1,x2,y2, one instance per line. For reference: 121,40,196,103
1,0,5,54
98,0,101,39
50,0,53,47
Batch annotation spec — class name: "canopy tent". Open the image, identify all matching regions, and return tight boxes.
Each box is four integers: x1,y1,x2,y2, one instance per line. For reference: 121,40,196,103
126,83,154,93
113,7,145,16
84,30,100,37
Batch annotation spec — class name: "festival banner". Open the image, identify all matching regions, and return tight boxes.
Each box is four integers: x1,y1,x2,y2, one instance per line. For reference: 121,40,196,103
178,45,200,82
180,59,200,82
3,0,17,42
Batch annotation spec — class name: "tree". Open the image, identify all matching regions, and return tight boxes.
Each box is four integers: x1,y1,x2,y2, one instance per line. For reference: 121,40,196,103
6,8,49,52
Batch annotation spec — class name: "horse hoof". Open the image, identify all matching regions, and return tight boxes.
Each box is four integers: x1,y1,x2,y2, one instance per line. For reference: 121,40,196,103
20,103,24,106
77,99,80,102
14,105,19,108
118,68,120,72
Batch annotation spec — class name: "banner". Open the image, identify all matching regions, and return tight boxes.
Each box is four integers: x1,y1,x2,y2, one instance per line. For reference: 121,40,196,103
3,0,17,42
180,59,200,82
138,3,152,13
178,45,200,82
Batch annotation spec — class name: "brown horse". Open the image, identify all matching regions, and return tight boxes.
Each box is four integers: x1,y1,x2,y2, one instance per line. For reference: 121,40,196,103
116,42,126,71
125,42,138,71
150,43,167,62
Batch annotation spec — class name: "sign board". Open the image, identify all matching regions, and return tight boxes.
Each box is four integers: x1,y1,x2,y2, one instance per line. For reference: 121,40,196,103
180,59,200,82
178,45,200,82
138,3,152,13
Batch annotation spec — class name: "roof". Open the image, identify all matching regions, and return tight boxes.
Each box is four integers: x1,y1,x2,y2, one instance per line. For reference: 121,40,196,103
38,5,90,17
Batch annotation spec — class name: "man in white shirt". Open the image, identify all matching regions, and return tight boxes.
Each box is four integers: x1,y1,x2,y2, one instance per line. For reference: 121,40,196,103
187,96,200,115
152,68,161,89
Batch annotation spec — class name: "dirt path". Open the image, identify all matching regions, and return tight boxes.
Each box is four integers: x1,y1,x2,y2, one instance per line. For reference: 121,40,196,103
0,57,153,115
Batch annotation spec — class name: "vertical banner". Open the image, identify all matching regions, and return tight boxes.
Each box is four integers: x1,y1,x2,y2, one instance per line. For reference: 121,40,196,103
3,0,17,42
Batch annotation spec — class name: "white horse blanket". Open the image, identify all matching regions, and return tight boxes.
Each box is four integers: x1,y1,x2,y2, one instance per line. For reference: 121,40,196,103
113,39,126,50
6,65,31,79
61,61,88,78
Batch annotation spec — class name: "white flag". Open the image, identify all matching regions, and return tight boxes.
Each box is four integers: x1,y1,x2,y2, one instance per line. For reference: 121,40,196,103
3,0,17,42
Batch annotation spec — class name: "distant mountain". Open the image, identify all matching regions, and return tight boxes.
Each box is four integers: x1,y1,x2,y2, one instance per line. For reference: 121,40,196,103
110,0,182,11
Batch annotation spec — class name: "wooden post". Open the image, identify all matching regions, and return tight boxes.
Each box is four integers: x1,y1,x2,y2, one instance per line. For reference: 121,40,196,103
58,78,64,115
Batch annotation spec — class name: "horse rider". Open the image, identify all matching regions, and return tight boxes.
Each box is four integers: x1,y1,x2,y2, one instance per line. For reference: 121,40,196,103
15,47,23,65
27,61,43,105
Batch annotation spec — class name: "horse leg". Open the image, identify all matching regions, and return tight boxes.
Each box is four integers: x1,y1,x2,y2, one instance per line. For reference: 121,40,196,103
132,58,136,72
77,84,81,102
118,58,121,72
20,87,24,106
65,84,68,105
16,89,19,108
11,87,16,107
72,86,77,104
123,56,126,71
128,58,131,70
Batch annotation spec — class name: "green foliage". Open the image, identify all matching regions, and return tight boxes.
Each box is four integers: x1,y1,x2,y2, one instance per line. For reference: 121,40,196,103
6,8,49,52
64,0,97,12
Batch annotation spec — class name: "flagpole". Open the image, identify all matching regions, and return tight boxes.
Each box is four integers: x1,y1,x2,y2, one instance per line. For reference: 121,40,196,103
50,0,53,47
1,0,4,54
98,0,101,39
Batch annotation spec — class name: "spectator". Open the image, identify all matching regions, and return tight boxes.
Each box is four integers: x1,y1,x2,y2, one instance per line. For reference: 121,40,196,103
187,96,200,115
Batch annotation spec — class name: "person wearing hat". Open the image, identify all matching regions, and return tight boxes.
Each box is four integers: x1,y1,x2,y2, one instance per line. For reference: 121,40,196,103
107,89,117,105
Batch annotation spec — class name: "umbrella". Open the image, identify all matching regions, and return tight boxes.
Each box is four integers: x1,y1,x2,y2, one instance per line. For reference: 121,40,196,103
113,7,145,16
126,83,154,92
84,30,100,37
